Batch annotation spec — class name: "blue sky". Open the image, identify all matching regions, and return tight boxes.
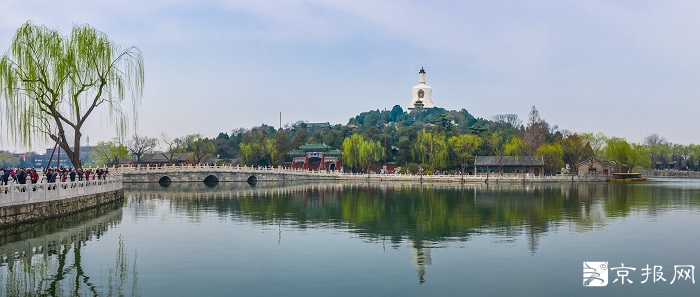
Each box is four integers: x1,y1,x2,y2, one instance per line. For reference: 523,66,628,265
1,0,699,152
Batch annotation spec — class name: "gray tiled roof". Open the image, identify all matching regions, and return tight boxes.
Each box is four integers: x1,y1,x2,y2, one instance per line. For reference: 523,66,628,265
141,152,190,163
577,157,615,167
475,156,544,166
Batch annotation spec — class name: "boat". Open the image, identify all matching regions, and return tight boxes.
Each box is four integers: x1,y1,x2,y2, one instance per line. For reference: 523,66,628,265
608,172,647,182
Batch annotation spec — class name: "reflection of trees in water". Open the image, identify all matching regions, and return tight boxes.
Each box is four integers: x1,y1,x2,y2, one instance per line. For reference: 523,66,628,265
0,202,139,296
123,181,700,284
125,181,700,250
0,236,138,296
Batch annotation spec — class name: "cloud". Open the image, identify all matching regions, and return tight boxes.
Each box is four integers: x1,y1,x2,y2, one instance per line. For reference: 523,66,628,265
2,0,700,149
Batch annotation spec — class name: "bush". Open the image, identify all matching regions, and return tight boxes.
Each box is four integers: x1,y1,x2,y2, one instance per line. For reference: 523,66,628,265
407,163,420,174
423,170,432,175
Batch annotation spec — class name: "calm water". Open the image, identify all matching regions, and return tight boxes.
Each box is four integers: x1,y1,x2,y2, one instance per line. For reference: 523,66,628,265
1,179,700,296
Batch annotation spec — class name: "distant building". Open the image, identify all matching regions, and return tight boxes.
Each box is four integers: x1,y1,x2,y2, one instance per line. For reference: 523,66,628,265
287,143,341,170
5,145,94,169
306,122,331,129
577,157,614,176
408,67,436,110
474,156,544,176
140,152,193,166
34,146,92,168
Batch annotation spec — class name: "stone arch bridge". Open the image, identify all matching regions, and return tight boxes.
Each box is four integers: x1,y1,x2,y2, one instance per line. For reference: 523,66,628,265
116,164,600,185
119,165,345,184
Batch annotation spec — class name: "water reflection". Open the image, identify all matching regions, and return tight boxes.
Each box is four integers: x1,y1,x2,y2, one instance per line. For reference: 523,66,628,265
125,180,700,284
126,181,700,242
0,201,139,296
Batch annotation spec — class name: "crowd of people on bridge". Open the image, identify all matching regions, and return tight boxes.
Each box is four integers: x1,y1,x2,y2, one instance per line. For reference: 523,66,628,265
0,167,109,186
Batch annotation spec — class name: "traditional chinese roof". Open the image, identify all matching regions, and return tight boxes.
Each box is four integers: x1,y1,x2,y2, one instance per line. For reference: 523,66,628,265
325,149,342,156
576,156,615,168
474,156,544,167
287,144,342,157
298,143,331,151
288,150,305,157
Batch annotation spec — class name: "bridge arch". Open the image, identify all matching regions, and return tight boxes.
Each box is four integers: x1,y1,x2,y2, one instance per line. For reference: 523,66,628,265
204,175,219,183
247,175,258,185
158,176,172,187
203,175,219,187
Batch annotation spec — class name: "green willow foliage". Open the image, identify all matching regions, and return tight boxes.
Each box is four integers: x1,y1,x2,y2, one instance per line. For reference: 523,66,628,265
412,130,448,170
535,143,564,175
0,21,144,168
342,134,383,171
448,134,483,170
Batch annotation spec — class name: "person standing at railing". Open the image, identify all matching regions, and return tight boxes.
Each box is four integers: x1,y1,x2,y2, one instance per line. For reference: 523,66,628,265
77,168,83,181
46,168,57,183
30,169,39,184
69,168,76,182
16,168,27,184
0,168,6,185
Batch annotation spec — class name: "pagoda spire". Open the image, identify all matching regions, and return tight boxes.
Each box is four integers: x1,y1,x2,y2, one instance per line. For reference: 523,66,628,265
418,67,426,84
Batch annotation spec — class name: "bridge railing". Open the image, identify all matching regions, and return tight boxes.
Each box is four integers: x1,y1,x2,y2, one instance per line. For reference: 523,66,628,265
115,164,350,174
0,176,123,207
112,164,605,181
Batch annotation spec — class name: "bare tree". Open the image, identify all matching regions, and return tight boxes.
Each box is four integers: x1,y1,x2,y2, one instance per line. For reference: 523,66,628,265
492,114,523,129
644,133,667,146
523,106,549,155
644,133,670,168
161,133,186,164
487,132,506,174
127,134,158,164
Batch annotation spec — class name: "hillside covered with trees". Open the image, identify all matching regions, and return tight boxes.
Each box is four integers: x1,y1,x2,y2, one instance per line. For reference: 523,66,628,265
95,105,700,176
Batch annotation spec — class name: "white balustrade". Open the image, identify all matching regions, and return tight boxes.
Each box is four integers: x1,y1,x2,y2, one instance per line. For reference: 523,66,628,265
0,176,123,207
109,164,603,182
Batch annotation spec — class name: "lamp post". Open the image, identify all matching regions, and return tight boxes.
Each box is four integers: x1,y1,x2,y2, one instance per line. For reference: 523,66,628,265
419,166,423,184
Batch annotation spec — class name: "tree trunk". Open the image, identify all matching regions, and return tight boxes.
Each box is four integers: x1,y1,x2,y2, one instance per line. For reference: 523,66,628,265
57,135,81,170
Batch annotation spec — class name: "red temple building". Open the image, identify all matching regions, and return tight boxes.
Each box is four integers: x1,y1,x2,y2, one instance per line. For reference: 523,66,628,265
287,143,342,170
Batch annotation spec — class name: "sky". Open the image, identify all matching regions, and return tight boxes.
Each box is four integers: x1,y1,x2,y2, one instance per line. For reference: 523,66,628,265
1,0,699,152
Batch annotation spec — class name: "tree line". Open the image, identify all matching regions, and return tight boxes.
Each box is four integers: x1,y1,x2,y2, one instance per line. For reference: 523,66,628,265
81,105,700,175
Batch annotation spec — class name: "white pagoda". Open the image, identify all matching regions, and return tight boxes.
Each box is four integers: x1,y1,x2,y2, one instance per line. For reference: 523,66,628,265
408,67,436,109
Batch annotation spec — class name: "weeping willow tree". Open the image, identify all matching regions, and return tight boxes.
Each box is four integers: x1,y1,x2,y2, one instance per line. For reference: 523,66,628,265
342,134,384,172
0,21,144,169
412,130,448,171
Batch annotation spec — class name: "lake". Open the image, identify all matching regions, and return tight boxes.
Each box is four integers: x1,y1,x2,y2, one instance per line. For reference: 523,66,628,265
1,179,699,296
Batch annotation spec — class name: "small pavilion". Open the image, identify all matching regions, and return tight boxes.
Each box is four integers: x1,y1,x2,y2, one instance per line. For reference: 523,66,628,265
287,143,342,170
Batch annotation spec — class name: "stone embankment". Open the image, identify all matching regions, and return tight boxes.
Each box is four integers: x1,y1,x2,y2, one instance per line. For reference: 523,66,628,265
0,177,123,226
